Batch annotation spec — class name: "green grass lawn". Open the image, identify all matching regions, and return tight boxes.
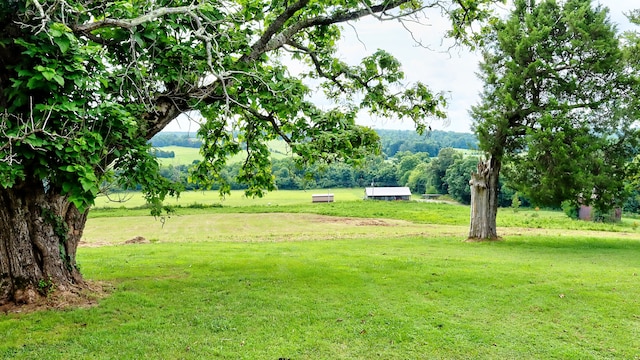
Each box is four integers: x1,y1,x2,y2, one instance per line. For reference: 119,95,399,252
2,236,639,359
2,194,640,359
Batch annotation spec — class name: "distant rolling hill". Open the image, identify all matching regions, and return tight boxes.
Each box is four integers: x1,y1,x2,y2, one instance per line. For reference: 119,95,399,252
155,140,292,166
151,129,478,166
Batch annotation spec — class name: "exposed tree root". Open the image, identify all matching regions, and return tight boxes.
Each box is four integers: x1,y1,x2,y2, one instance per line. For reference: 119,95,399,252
0,280,112,314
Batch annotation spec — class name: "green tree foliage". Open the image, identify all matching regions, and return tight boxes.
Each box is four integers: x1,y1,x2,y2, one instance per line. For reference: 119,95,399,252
151,149,176,159
0,0,495,210
425,147,462,194
150,133,202,148
377,129,478,157
623,9,640,67
623,188,640,214
361,156,400,187
394,151,430,186
622,9,640,206
470,0,639,238
443,156,479,204
406,162,430,194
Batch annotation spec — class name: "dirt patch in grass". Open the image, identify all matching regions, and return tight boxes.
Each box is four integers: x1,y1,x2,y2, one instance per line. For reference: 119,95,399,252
124,236,150,244
312,215,399,227
81,213,640,247
0,280,112,315
79,236,151,247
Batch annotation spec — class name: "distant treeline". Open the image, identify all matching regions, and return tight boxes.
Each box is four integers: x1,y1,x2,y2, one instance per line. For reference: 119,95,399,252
150,132,202,148
150,129,478,157
376,129,477,157
150,149,175,158
145,130,488,203
154,150,524,209
137,134,640,213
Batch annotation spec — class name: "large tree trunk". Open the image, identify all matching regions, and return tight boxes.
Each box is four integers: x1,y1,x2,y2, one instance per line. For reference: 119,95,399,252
0,178,86,305
468,157,501,240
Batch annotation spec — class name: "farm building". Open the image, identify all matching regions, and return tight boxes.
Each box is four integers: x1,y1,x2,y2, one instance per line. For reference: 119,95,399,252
312,194,334,203
579,205,622,222
364,187,412,201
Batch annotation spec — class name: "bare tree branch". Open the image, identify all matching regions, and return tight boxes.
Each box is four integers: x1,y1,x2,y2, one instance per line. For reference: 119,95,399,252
72,5,198,33
284,41,348,93
242,107,293,144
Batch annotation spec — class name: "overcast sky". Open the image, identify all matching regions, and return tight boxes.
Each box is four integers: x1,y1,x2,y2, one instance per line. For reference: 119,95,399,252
336,1,638,134
165,1,638,135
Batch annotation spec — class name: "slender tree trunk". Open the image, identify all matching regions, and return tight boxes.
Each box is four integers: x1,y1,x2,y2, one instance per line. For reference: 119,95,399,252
0,177,86,305
468,157,501,240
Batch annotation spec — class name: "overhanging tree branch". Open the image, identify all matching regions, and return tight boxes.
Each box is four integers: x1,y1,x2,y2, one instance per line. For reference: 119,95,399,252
72,5,199,32
241,0,430,62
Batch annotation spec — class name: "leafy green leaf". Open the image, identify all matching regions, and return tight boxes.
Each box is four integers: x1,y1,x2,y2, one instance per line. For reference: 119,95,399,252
54,35,71,53
26,75,43,89
53,74,65,86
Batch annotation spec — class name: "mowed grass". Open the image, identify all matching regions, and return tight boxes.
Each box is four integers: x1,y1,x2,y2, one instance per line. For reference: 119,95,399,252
2,194,640,359
1,236,639,359
92,189,640,233
93,188,368,208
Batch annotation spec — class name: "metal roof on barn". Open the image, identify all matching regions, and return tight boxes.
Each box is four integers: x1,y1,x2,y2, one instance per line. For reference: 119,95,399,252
364,187,412,197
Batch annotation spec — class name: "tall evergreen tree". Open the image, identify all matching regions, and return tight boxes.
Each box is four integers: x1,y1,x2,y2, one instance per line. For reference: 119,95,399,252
469,0,639,240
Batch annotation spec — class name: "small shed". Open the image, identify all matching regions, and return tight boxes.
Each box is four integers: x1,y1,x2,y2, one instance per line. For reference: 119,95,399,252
364,187,412,201
312,194,334,203
579,205,622,222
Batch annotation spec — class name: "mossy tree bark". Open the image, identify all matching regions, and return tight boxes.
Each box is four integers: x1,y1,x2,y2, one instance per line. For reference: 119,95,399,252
0,177,86,305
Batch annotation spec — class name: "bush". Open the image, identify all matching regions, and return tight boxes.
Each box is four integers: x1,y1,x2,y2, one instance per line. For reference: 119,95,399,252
561,201,579,220
511,192,521,212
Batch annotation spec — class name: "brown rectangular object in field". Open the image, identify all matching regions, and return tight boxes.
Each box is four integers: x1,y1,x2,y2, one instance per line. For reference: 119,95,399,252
312,194,334,203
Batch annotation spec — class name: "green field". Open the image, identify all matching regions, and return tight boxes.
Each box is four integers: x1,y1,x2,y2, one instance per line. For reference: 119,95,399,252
2,193,640,359
92,189,639,233
453,147,482,157
156,141,291,166
94,188,368,208
155,146,203,166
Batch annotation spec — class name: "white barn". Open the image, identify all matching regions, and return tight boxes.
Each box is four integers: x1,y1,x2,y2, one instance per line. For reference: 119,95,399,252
364,187,412,201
